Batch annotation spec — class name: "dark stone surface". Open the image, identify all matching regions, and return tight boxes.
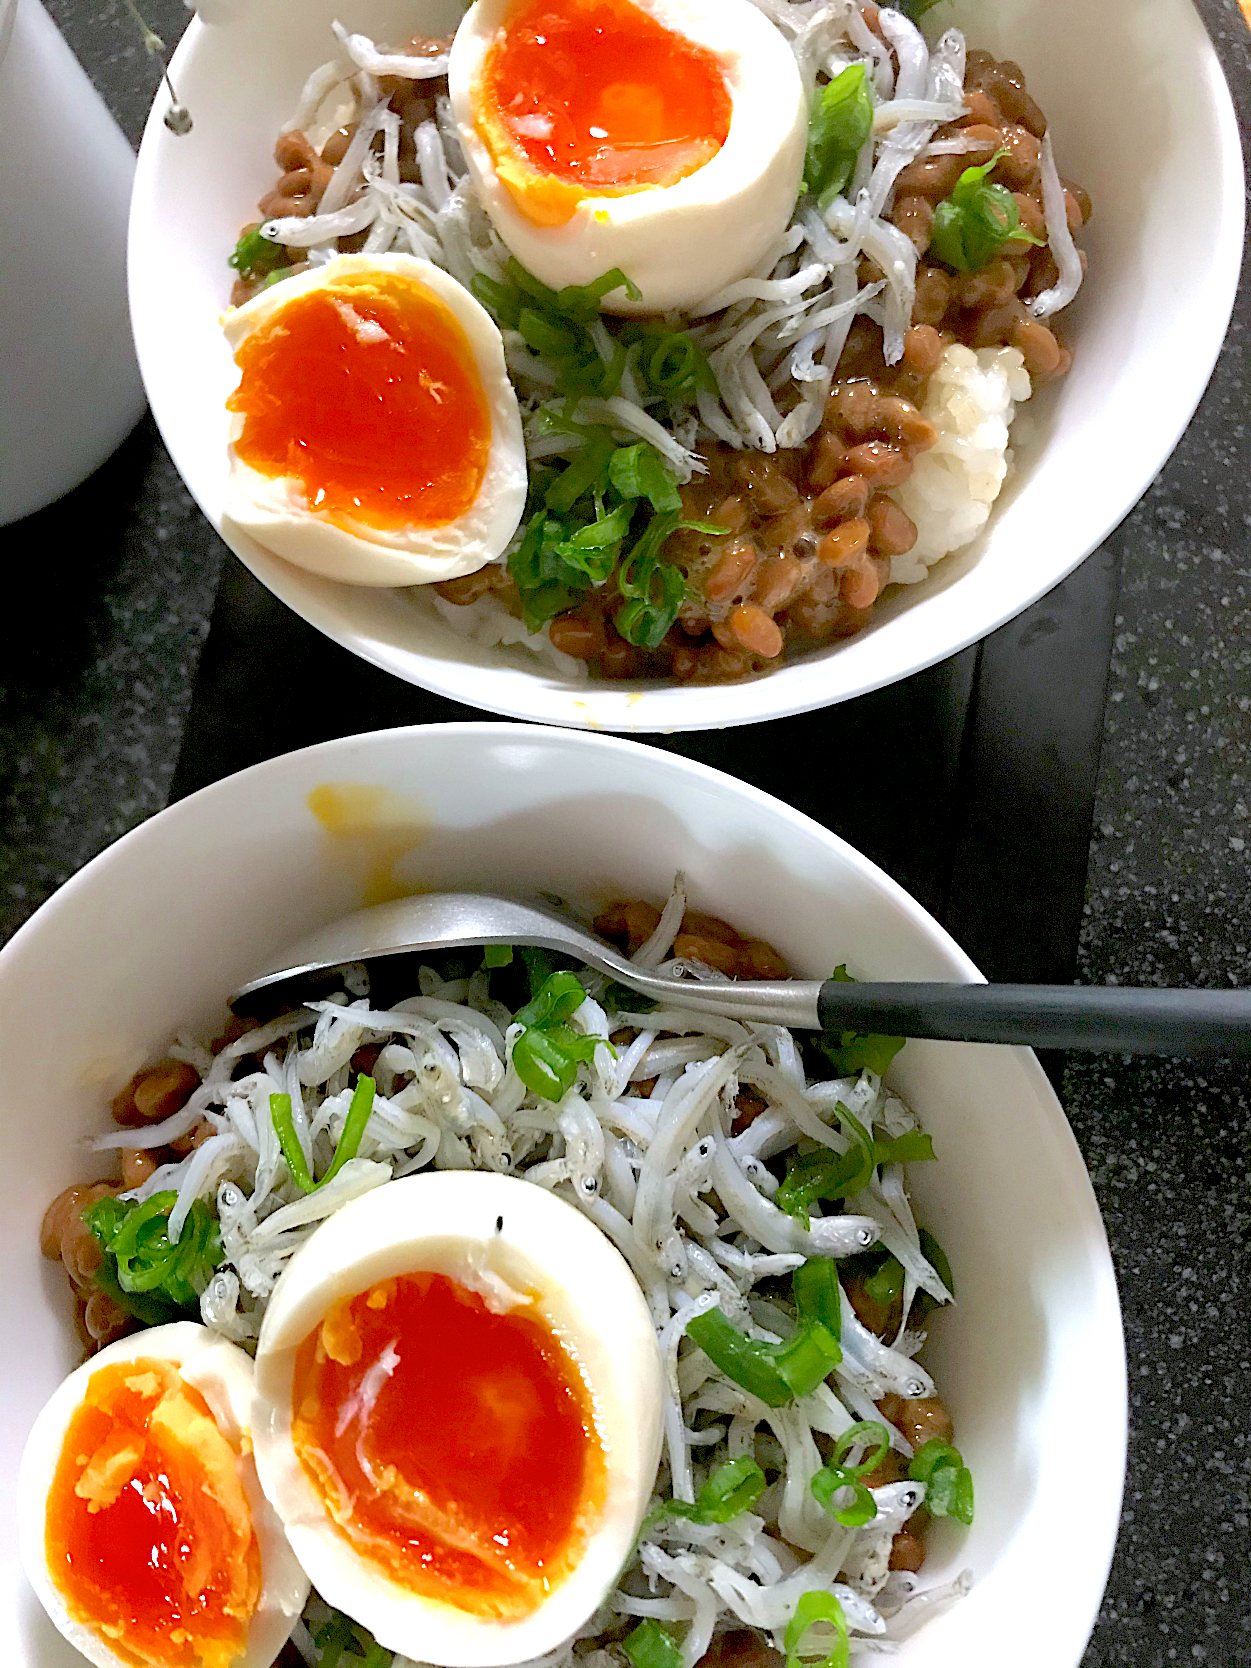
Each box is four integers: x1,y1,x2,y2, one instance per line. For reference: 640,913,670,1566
1,3,1248,1664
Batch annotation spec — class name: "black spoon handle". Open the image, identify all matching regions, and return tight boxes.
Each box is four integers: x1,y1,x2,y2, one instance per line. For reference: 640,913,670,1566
816,981,1251,1056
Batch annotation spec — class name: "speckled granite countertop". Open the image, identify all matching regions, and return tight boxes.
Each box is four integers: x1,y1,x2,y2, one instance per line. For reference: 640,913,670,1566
2,2,1248,1662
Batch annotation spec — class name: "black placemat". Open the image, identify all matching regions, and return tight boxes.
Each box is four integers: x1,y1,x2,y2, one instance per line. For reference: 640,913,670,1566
170,545,1121,1051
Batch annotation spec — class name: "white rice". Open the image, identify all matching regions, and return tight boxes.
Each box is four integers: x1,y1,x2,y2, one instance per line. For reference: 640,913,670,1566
427,588,590,679
888,343,1032,585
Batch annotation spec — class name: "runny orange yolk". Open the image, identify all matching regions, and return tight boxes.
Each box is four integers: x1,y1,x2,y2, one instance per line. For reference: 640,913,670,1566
475,0,732,226
228,274,492,532
45,1359,260,1668
291,1271,606,1618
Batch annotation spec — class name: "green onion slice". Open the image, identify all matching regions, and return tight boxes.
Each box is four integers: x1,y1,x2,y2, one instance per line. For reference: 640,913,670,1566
784,1591,850,1668
810,1467,876,1528
623,1621,683,1668
653,1455,768,1526
908,1438,975,1524
817,966,907,1078
270,1075,376,1194
512,1024,603,1102
685,1307,841,1407
792,1257,842,1338
82,1191,222,1316
228,225,287,279
863,1255,904,1307
515,970,587,1029
804,64,874,207
929,148,1047,273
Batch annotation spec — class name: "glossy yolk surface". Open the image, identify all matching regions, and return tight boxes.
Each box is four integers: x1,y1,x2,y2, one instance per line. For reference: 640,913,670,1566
291,1271,605,1617
45,1360,260,1668
475,0,732,226
228,274,492,531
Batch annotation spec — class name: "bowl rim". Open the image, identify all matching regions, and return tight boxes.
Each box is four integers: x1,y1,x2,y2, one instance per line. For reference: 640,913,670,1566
0,719,1130,1661
127,1,1245,733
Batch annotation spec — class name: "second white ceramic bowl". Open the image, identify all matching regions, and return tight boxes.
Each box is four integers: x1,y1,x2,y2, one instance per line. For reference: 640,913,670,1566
0,724,1124,1667
128,0,1243,730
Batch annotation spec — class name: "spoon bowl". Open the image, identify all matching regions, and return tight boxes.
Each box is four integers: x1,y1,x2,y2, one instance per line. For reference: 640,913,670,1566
232,890,1251,1055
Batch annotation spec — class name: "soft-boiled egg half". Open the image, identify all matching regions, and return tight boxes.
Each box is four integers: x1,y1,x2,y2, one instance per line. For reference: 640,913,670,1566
18,1322,308,1668
449,0,808,314
250,1171,663,1667
222,253,527,586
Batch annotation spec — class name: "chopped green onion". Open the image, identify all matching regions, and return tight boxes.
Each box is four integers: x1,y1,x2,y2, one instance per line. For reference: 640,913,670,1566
228,224,287,279
313,1608,357,1668
615,561,686,650
918,1226,955,1296
82,1192,222,1318
804,64,874,207
624,1621,683,1668
784,1591,850,1668
772,1321,843,1398
930,148,1046,273
602,979,659,1013
483,944,514,968
321,1074,377,1185
519,306,581,359
519,944,564,996
873,1129,935,1166
512,1025,603,1100
686,1308,790,1405
831,1420,891,1476
269,1092,316,1191
686,1307,841,1407
470,271,521,329
260,266,294,290
863,1255,904,1307
608,443,683,513
908,1438,975,1524
643,332,702,394
312,1606,394,1668
555,265,640,317
774,1102,876,1219
653,1455,767,1526
270,1075,376,1194
811,1467,876,1528
792,1257,842,1338
508,512,590,631
816,964,906,1078
543,433,618,514
515,970,587,1029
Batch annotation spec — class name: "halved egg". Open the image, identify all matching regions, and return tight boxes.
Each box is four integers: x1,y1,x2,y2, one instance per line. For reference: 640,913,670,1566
449,0,808,314
222,253,527,586
250,1172,663,1667
17,1321,308,1668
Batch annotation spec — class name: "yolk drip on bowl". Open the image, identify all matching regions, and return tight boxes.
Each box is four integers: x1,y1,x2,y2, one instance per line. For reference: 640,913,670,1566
475,0,732,226
228,273,492,531
291,1271,606,1617
45,1359,260,1668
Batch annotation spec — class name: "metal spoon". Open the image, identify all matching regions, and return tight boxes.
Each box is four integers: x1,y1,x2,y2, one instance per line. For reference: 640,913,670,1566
229,892,1251,1056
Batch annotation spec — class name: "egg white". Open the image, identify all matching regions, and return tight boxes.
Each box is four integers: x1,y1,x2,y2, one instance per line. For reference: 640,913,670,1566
17,1321,310,1668
449,0,807,315
251,1172,664,1668
221,254,527,587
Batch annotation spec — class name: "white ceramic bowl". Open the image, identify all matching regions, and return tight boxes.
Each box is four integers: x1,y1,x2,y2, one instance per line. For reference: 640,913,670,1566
128,0,1242,731
0,724,1124,1667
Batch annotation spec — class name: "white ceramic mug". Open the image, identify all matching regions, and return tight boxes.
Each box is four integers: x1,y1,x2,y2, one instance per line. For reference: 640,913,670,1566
0,0,147,526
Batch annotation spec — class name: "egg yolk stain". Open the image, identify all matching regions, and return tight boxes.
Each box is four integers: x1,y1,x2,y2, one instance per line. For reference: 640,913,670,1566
475,0,732,225
45,1359,260,1668
228,273,492,530
292,1271,606,1617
